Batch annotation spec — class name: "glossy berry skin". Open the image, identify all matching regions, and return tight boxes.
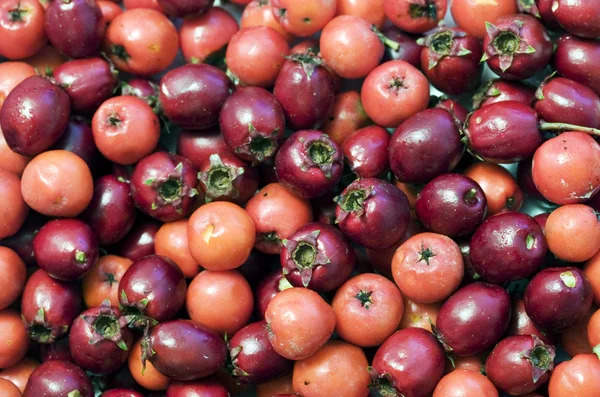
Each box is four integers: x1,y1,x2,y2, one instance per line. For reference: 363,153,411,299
389,108,463,184
370,328,446,397
552,0,600,39
146,320,227,381
419,27,483,95
166,380,229,397
384,0,448,34
534,77,600,128
524,267,593,333
435,282,511,356
219,87,285,165
517,156,545,202
342,126,390,178
23,360,93,397
53,58,117,114
229,321,293,384
482,14,552,80
197,153,259,205
470,212,547,284
113,219,161,262
160,64,232,130
275,130,343,199
0,76,70,156
273,53,335,130
465,101,542,163
415,174,487,237
435,98,469,126
554,35,600,96
69,305,133,374
254,270,293,319
473,79,536,109
81,175,137,246
33,219,99,281
335,178,410,250
118,255,186,326
176,127,231,170
158,0,213,17
130,152,199,222
382,26,422,68
121,78,159,110
44,0,105,59
280,222,355,292
21,269,82,344
508,296,555,344
485,335,555,395
52,119,106,175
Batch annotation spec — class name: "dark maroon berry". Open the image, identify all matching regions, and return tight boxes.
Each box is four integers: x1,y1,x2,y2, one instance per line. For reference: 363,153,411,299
464,101,542,163
280,222,354,292
44,0,105,59
33,219,98,281
52,118,107,175
237,249,273,286
533,213,550,234
112,218,161,261
255,270,293,319
0,76,70,156
381,26,422,68
457,240,479,282
40,337,73,363
69,303,133,374
470,212,547,284
485,335,555,395
554,35,600,96
311,191,337,225
21,269,82,343
229,320,292,384
102,390,144,397
418,27,482,95
121,78,160,111
335,178,410,250
519,0,561,29
552,0,600,39
81,175,137,247
23,360,93,397
198,153,259,205
415,174,487,237
273,53,335,130
160,64,232,130
389,108,463,184
53,57,117,114
166,380,228,397
369,328,445,397
482,14,552,80
118,255,186,327
473,79,536,109
534,77,600,128
517,156,546,201
177,127,232,170
434,282,511,355
507,296,556,344
275,130,343,199
158,0,213,18
145,319,227,381
1,211,47,267
342,126,390,178
130,152,199,222
219,87,286,165
524,267,593,333
435,98,469,126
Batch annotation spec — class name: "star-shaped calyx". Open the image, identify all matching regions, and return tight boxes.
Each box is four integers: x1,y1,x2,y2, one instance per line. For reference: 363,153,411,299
235,124,280,166
286,51,325,79
334,185,376,223
367,367,401,397
198,154,244,202
481,21,536,72
518,0,541,18
299,135,339,178
144,162,198,214
24,308,69,344
119,290,158,331
282,230,330,287
417,26,473,70
472,80,502,109
81,300,130,351
521,335,556,383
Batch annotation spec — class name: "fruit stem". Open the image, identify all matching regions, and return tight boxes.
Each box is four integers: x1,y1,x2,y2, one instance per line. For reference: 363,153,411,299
539,121,600,136
74,250,87,264
594,344,600,360
355,290,374,309
463,188,478,205
525,234,535,250
372,26,400,51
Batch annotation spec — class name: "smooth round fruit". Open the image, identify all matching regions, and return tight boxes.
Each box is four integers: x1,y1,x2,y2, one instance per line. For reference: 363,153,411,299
384,0,447,34
342,126,390,179
128,340,170,391
433,369,499,397
548,354,600,397
465,162,524,215
545,204,600,262
332,273,404,347
473,79,536,109
450,0,518,39
271,0,336,37
0,247,26,310
23,360,92,397
535,77,600,128
554,35,600,96
552,0,600,39
0,378,20,397
0,62,36,111
322,91,370,146
0,310,29,369
0,170,28,240
0,0,47,59
21,150,93,217
292,341,370,397
584,250,600,305
265,288,335,360
82,255,133,308
154,220,199,278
